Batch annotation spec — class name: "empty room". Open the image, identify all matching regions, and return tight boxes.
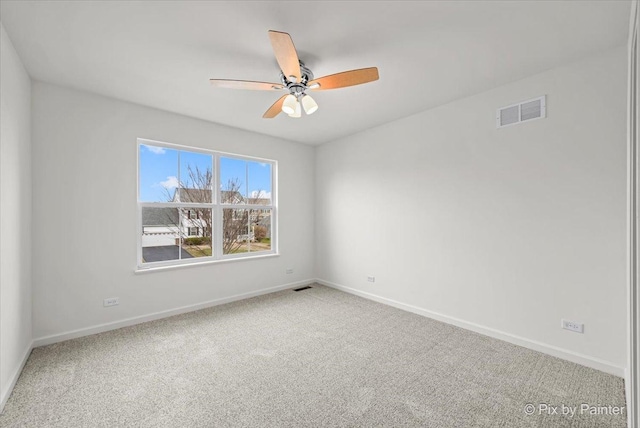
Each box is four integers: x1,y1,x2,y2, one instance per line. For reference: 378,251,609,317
2,1,640,427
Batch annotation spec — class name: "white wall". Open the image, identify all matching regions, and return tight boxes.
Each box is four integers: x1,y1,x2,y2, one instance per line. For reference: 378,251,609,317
31,82,315,340
0,24,32,406
316,46,628,373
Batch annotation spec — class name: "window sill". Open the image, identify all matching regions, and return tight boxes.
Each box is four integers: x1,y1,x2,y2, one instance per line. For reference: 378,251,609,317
134,252,279,274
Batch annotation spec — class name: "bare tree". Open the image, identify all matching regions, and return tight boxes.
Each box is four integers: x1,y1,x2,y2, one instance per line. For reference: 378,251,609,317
222,178,249,254
160,168,269,255
161,165,213,255
183,165,213,242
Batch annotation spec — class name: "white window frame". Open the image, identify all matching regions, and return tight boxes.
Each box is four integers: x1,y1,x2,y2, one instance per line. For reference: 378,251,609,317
137,138,277,270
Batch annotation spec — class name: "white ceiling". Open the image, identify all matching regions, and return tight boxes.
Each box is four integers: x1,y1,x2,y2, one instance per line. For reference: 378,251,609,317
0,1,631,145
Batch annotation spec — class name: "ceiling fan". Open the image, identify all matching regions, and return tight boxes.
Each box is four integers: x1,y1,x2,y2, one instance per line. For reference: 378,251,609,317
209,30,379,119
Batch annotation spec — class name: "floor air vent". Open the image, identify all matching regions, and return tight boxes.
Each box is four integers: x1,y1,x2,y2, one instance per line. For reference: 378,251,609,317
497,95,546,128
293,286,312,292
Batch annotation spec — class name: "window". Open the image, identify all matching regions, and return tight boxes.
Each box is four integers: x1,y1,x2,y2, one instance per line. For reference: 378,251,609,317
138,139,276,268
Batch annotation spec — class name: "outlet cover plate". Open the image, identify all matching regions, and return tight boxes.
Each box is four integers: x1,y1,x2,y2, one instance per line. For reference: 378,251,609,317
104,297,119,307
561,319,584,333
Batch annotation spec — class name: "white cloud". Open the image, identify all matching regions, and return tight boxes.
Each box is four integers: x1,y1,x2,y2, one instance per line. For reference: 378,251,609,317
160,176,179,189
250,190,271,199
143,144,166,155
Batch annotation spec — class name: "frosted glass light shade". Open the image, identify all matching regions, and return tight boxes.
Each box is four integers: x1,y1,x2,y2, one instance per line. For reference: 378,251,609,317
289,100,301,118
282,94,297,115
302,95,318,115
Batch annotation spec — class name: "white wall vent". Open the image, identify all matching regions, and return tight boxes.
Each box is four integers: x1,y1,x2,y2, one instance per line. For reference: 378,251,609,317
496,95,546,128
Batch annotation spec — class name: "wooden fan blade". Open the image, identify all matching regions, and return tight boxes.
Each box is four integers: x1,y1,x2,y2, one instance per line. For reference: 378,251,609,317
209,79,284,91
268,30,301,82
263,94,288,118
308,67,379,90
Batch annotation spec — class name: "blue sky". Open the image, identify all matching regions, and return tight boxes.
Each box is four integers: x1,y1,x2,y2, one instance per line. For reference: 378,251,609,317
139,144,272,202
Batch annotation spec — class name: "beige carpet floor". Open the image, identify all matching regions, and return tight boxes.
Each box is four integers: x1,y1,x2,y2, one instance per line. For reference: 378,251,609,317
0,284,627,427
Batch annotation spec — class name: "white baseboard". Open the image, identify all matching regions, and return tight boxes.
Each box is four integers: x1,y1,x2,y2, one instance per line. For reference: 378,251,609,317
316,278,625,378
33,279,314,348
0,341,33,413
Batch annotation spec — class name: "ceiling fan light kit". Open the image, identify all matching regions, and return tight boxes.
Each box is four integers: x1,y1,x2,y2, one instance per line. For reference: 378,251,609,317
290,99,302,118
302,95,318,115
209,30,379,119
282,94,298,115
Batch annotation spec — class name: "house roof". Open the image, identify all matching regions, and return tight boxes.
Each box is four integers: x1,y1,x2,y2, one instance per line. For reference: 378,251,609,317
142,208,179,226
174,188,212,203
220,190,243,204
247,197,271,206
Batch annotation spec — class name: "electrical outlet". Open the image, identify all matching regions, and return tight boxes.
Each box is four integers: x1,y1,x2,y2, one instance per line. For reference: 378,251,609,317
367,276,375,283
286,268,294,274
104,297,119,307
561,319,584,333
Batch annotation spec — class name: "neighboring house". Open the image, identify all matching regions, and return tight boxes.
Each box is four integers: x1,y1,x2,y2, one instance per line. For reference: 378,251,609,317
141,207,181,247
142,188,271,247
171,188,211,238
246,196,271,232
255,215,271,236
140,188,210,247
221,189,244,204
173,188,212,203
235,212,271,242
141,206,207,247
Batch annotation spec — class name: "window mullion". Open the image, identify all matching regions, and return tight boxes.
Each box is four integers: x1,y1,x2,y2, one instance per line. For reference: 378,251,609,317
215,154,223,260
219,204,274,210
139,202,214,208
177,150,181,260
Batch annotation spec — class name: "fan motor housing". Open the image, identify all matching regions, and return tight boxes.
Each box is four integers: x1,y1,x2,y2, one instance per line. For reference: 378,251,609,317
280,61,314,90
